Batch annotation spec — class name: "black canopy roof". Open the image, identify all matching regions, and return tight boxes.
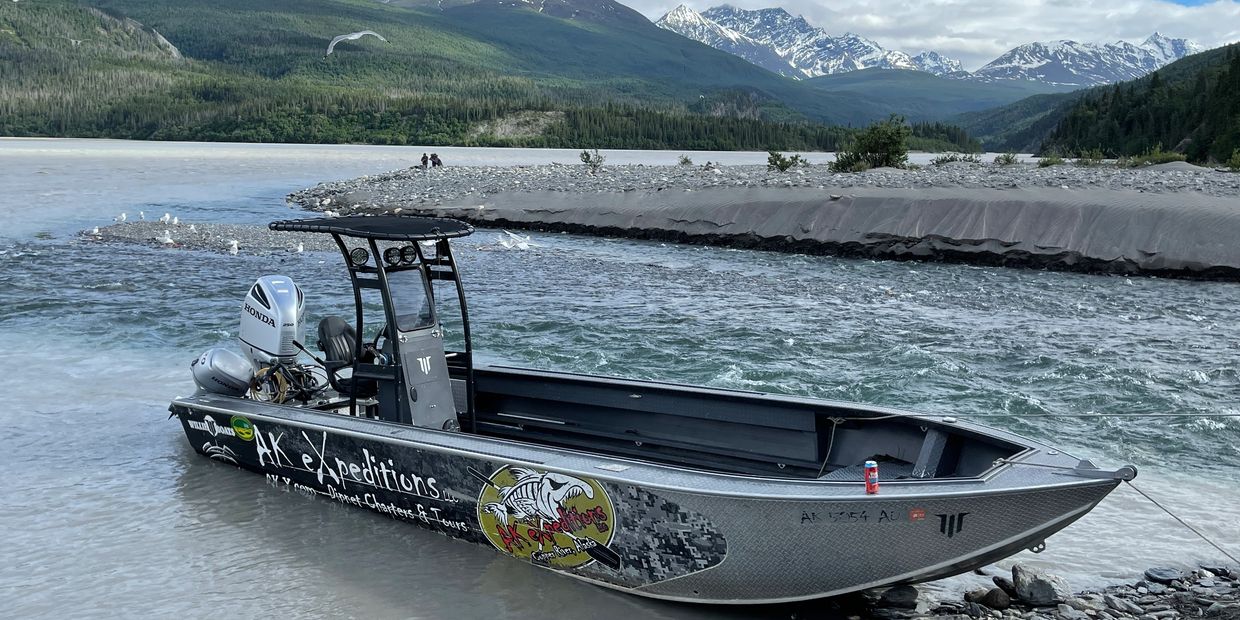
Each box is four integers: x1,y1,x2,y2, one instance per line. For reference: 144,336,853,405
270,215,473,241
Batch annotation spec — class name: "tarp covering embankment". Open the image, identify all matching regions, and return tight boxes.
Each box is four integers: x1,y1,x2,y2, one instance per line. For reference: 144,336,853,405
423,187,1240,279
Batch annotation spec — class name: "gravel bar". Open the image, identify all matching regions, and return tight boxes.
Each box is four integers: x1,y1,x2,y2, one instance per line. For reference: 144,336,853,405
287,162,1240,280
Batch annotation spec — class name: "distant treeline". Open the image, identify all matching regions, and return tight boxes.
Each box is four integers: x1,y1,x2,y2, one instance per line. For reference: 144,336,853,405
1040,44,1240,162
909,122,983,153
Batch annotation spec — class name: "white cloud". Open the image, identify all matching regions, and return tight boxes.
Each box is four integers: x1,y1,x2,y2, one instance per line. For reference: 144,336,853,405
636,0,1240,70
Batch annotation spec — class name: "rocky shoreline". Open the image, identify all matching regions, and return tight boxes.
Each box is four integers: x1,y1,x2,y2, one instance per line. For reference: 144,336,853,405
287,161,1240,209
285,162,1240,281
844,563,1239,620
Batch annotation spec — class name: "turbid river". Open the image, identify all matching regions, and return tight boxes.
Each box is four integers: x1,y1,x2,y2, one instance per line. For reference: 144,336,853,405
1,138,1235,618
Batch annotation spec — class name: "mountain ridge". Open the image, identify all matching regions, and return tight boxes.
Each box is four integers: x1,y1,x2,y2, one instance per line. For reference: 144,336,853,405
656,3,1201,87
658,4,962,78
972,35,1205,85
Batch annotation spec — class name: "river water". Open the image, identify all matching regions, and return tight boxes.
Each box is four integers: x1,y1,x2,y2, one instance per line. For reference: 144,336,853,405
1,138,1236,618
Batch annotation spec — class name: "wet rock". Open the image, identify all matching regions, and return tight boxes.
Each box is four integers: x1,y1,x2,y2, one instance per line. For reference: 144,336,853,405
1056,603,1089,620
995,576,1020,598
1065,597,1104,612
1134,580,1167,595
982,589,1012,611
1104,594,1145,615
967,589,992,604
1146,568,1187,585
1015,564,1073,606
1206,602,1240,616
871,608,918,620
880,585,920,609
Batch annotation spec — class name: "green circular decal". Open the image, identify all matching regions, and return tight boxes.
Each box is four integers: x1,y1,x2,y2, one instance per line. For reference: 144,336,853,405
230,416,254,441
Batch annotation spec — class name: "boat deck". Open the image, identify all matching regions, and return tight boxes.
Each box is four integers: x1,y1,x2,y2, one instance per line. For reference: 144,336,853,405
174,365,1119,501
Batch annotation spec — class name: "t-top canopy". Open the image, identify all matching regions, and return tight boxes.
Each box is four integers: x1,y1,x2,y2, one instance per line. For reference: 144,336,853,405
270,215,473,241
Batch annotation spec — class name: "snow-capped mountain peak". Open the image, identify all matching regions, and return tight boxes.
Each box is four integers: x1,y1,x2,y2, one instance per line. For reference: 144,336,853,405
654,5,799,77
1141,32,1203,64
655,4,1199,87
659,4,740,43
912,51,965,75
973,35,1202,86
661,4,963,78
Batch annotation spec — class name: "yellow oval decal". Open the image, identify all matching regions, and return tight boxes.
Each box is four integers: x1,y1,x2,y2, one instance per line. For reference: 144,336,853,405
476,466,616,569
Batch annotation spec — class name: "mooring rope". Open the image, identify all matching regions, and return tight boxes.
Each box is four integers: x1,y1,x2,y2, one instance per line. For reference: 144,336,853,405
997,459,1240,565
1124,480,1240,565
815,417,844,479
856,411,1240,422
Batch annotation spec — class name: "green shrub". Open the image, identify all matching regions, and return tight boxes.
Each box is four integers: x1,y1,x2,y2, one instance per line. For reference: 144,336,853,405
1228,149,1240,171
678,154,693,166
1075,148,1104,167
1123,144,1185,167
829,114,910,172
580,148,605,173
930,152,982,166
1038,153,1065,168
994,152,1020,166
767,150,808,172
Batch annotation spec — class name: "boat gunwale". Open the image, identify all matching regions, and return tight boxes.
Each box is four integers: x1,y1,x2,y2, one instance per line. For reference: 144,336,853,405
171,392,1122,503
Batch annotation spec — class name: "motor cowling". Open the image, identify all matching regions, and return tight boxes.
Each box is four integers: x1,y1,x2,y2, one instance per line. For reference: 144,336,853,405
191,348,254,397
240,275,305,366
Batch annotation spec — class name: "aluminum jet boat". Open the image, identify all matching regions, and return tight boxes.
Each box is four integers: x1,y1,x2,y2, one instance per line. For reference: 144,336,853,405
171,215,1136,604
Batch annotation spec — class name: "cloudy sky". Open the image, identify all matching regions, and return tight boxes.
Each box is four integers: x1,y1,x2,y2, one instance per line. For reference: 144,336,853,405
634,0,1240,70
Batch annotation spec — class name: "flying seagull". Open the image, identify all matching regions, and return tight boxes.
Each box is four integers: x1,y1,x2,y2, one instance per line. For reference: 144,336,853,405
325,31,389,56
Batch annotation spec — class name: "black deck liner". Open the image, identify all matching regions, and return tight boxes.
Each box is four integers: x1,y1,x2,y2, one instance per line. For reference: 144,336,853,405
271,215,473,241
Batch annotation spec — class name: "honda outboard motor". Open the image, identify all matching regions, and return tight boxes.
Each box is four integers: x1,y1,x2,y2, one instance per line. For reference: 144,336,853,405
240,275,305,367
191,348,253,397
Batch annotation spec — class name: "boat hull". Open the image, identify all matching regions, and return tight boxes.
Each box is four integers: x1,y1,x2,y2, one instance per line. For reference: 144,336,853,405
172,401,1119,604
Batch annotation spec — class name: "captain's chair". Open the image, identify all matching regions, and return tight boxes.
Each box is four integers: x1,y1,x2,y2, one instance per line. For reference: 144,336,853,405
317,316,379,398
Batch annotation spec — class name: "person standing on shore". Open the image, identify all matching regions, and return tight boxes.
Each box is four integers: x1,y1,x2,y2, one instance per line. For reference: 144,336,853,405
420,153,429,169
430,153,443,168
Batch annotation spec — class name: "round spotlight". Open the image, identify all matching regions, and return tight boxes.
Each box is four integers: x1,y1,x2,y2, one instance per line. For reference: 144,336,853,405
383,247,402,266
399,245,419,264
349,247,370,267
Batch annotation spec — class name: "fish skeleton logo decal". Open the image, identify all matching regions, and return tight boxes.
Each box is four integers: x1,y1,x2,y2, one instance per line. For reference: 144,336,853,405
473,466,621,570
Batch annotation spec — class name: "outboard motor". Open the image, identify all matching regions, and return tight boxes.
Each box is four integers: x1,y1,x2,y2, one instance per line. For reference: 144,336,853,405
240,275,305,367
191,348,253,397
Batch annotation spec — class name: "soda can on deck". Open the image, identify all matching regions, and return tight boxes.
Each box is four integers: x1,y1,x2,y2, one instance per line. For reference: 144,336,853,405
864,460,879,494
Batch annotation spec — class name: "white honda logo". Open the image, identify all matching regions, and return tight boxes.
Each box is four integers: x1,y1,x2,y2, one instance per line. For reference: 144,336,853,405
417,356,432,374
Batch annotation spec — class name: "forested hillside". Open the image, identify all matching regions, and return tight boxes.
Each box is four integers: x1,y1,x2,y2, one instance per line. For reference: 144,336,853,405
1040,44,1240,162
2,0,940,149
954,43,1240,160
950,93,1081,152
807,69,1075,123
